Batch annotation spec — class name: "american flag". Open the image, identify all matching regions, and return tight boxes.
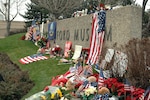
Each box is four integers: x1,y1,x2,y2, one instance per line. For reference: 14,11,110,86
98,68,105,89
145,87,150,100
19,55,48,64
139,87,150,100
124,83,131,91
88,62,93,75
124,79,134,92
147,93,150,100
75,62,83,77
139,93,144,100
139,92,150,100
87,10,106,65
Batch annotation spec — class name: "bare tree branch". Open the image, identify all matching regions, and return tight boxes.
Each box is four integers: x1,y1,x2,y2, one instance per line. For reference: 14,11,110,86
0,0,26,35
31,0,83,19
142,0,148,16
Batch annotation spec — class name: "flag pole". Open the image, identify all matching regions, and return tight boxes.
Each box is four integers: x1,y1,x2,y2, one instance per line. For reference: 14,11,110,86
124,91,126,100
131,86,134,100
82,50,86,67
40,22,44,38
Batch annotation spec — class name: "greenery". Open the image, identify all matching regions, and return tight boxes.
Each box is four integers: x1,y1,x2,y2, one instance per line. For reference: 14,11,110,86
21,2,49,28
0,33,71,100
0,53,34,100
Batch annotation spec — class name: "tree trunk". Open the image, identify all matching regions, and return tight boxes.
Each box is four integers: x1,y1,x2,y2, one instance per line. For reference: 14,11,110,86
6,21,11,36
142,0,148,25
142,0,149,37
6,0,11,36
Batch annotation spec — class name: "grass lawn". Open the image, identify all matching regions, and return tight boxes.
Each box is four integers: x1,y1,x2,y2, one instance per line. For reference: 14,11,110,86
0,33,71,99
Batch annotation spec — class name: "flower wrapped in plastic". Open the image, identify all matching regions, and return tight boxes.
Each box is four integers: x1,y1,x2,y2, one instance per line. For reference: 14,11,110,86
43,86,63,99
82,86,97,100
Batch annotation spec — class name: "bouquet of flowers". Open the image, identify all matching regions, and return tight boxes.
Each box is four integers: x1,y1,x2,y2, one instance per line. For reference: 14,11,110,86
82,86,97,100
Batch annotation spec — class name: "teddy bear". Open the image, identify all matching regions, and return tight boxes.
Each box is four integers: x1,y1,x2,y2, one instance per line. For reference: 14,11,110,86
65,79,76,91
74,75,98,98
97,87,110,95
87,76,97,83
95,87,110,100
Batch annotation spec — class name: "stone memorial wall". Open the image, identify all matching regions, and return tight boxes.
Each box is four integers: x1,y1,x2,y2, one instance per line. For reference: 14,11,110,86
42,5,142,49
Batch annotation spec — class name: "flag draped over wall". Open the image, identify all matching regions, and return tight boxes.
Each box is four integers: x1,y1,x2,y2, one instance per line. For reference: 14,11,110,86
87,9,106,65
48,21,57,40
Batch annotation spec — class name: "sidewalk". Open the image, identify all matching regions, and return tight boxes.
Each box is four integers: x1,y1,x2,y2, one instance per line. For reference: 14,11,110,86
71,98,81,100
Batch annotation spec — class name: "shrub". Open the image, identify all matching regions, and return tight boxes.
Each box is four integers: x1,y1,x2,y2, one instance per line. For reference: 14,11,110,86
124,38,150,89
0,53,34,100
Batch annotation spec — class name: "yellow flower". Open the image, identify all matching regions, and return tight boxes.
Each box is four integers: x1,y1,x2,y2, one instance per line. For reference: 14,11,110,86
40,95,46,100
50,87,63,99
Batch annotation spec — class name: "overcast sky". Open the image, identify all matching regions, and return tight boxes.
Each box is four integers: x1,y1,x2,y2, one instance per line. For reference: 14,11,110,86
136,0,150,9
14,0,31,21
14,0,150,21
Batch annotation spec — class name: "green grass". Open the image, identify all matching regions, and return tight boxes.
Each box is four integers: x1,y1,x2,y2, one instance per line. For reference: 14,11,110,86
0,33,71,99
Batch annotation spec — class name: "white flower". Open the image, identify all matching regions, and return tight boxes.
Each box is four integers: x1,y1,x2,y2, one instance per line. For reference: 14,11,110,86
84,86,97,96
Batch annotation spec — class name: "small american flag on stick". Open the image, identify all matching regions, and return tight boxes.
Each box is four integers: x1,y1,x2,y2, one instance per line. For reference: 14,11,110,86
98,68,105,89
75,62,83,77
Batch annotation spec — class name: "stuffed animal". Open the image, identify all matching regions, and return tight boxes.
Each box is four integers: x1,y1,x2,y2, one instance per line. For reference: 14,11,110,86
80,65,93,78
65,80,76,91
63,64,93,91
97,87,110,95
87,76,97,83
94,87,110,100
75,76,97,98
63,72,77,91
